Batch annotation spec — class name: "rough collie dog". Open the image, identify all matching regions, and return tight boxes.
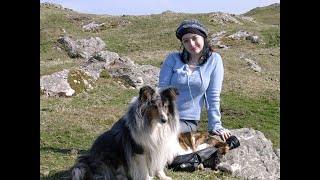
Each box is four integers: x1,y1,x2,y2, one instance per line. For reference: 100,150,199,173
68,86,180,180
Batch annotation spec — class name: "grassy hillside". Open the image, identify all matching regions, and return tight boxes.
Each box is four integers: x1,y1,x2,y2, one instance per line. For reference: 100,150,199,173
40,3,280,179
243,3,280,25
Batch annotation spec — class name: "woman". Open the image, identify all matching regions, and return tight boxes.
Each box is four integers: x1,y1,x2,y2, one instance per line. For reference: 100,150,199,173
158,19,231,141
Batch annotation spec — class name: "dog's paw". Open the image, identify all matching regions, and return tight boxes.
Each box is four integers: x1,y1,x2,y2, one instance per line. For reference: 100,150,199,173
156,174,172,180
196,163,205,170
160,177,172,180
156,170,172,180
145,176,153,180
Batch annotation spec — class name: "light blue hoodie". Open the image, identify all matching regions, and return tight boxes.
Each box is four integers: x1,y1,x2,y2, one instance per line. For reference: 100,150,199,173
158,51,224,132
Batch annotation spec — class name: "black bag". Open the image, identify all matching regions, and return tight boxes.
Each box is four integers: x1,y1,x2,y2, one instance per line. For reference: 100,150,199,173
168,146,220,172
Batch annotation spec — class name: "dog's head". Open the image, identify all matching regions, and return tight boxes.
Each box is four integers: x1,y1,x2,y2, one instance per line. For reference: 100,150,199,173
138,86,179,128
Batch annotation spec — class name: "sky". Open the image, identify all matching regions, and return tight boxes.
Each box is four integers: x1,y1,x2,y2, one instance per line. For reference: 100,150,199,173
40,0,280,16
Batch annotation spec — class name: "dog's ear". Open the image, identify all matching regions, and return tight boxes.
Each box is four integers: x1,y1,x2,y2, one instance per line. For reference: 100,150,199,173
161,87,179,101
139,86,155,102
171,88,180,96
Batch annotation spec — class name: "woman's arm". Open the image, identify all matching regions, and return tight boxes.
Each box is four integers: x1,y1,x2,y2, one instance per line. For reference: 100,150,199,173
158,54,176,88
206,53,224,132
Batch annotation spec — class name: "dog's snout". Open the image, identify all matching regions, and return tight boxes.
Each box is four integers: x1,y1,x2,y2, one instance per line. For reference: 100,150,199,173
160,111,168,123
161,118,167,123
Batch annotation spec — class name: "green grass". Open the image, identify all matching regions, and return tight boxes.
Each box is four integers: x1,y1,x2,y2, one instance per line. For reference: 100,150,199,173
40,3,279,179
197,93,280,149
221,94,280,147
243,3,280,25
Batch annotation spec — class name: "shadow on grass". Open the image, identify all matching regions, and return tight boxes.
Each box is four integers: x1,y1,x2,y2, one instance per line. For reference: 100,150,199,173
40,170,70,180
40,147,90,180
40,146,89,155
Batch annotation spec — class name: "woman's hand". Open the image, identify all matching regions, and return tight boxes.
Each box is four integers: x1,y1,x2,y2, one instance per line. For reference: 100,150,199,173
212,129,232,142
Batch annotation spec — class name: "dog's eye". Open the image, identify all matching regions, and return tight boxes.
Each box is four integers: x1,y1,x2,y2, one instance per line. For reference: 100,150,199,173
148,100,155,105
147,101,158,108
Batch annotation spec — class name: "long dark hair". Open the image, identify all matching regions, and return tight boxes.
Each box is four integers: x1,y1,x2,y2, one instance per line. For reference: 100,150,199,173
179,40,214,66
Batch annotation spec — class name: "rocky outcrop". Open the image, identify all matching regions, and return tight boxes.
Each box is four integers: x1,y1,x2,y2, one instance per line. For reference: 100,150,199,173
217,128,280,180
57,36,106,59
228,30,262,44
40,36,160,97
40,69,75,97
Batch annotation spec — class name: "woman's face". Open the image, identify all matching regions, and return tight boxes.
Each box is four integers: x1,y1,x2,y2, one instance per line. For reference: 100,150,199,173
181,33,205,55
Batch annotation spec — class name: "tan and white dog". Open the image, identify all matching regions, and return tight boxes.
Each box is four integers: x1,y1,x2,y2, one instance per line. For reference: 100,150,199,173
173,131,236,171
178,131,231,155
